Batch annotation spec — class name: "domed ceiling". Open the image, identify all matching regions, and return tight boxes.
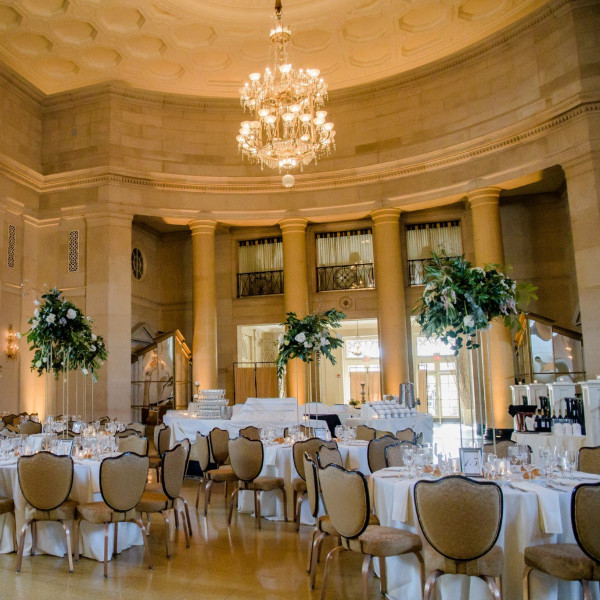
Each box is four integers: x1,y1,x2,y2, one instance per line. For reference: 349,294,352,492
0,0,547,97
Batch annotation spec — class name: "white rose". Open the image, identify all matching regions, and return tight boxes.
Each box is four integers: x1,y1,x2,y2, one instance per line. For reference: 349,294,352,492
32,319,39,327
90,345,96,352
16,332,21,339
463,315,475,328
278,333,284,345
42,356,47,363
81,368,89,375
303,341,312,348
320,337,330,347
294,332,306,343
91,334,97,341
35,360,42,368
66,308,77,320
33,299,40,306
34,308,39,317
46,313,56,324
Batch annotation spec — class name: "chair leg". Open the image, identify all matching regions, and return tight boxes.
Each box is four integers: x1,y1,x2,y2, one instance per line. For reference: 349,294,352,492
292,490,298,521
195,478,205,510
161,510,171,558
320,546,344,600
103,522,109,578
135,518,153,570
16,520,32,573
582,580,592,600
224,480,228,499
379,556,387,595
74,518,80,561
415,551,426,597
523,566,533,600
424,570,443,600
281,486,288,522
204,479,213,516
113,522,119,556
485,576,502,600
180,507,190,548
307,528,318,573
256,491,262,530
361,554,372,600
60,520,74,573
174,506,180,530
227,488,239,526
31,520,37,556
155,466,160,484
310,532,327,590
179,496,192,537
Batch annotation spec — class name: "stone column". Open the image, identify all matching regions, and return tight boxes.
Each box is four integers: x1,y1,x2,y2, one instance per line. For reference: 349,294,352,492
468,187,514,431
189,219,218,389
86,212,133,422
279,218,309,403
370,208,409,394
564,154,600,378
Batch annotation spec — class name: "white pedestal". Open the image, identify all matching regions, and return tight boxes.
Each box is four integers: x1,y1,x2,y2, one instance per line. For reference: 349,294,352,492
527,383,549,409
547,382,577,415
580,380,600,447
510,385,528,405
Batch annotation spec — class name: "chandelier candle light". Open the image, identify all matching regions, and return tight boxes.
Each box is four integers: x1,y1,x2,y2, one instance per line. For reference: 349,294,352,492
238,0,336,187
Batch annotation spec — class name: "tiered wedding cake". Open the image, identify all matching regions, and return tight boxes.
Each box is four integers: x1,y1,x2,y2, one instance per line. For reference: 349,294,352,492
189,389,228,419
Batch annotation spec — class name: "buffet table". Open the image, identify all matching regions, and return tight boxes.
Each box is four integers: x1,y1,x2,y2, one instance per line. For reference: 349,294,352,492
0,459,142,560
348,412,434,445
371,469,600,600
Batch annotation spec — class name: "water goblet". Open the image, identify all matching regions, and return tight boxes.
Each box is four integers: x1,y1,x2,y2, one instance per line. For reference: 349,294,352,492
483,453,497,479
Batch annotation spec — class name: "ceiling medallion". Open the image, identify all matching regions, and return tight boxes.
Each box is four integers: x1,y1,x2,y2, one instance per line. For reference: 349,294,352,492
237,0,336,188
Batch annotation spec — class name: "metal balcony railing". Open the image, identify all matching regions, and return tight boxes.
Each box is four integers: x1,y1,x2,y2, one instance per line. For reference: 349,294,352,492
316,263,375,292
408,257,458,286
237,270,284,297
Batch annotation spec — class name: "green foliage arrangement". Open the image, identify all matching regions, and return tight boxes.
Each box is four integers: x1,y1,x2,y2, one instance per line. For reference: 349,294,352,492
276,309,345,378
413,253,536,353
22,288,108,381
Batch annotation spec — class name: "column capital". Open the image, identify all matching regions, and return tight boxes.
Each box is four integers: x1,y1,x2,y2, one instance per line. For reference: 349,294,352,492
466,187,502,208
279,217,308,235
370,207,401,225
189,219,217,235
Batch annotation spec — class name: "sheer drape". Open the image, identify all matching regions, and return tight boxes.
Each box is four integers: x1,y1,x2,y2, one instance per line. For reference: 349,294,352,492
349,370,381,403
316,230,373,266
238,238,283,273
406,222,462,260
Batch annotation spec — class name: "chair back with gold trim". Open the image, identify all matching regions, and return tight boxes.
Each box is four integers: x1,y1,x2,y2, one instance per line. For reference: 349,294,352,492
117,435,148,455
483,440,519,459
196,434,210,472
367,434,398,472
229,436,263,482
19,420,42,435
414,475,503,563
355,425,376,441
303,453,320,518
319,464,370,540
154,423,166,451
239,426,261,441
375,430,394,439
385,441,416,467
161,443,190,501
127,422,146,436
157,425,171,456
18,452,73,511
100,453,149,512
209,427,230,466
2,414,18,426
572,481,600,563
395,428,415,442
293,438,337,480
316,445,343,469
578,447,600,476
115,428,142,439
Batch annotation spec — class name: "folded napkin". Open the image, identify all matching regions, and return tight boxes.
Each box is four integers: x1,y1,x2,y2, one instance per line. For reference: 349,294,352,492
575,471,600,481
511,481,563,534
391,479,413,523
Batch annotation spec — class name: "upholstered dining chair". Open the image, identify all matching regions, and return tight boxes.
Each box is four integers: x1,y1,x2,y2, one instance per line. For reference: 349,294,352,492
413,475,504,600
209,427,231,467
375,429,394,438
385,441,417,467
76,452,152,578
292,438,338,530
126,422,147,436
578,447,600,475
367,435,399,473
483,440,522,459
355,425,376,441
115,428,143,439
149,424,171,483
195,433,239,516
117,435,149,455
227,436,287,530
2,414,18,427
136,443,190,558
18,420,42,435
523,481,600,599
16,452,76,574
239,425,261,441
395,428,416,443
316,445,343,469
319,464,424,600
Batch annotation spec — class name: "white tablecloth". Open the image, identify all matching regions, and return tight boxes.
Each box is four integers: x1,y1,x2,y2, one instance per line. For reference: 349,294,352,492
512,432,588,462
371,470,600,600
0,459,142,561
237,441,370,524
347,412,434,445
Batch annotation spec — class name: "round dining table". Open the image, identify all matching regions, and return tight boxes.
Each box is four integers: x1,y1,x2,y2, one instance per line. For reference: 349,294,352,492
370,468,600,600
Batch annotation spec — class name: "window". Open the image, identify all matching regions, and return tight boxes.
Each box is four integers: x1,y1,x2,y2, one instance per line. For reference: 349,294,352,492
406,221,462,285
237,237,283,297
131,247,145,280
316,229,374,291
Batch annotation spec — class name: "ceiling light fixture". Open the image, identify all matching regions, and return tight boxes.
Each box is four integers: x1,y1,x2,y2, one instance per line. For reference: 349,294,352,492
237,0,336,187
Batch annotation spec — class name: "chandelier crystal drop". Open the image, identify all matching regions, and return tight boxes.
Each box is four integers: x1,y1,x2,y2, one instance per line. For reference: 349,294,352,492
237,0,336,183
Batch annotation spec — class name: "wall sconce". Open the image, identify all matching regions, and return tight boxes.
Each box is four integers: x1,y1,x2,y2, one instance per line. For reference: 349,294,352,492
6,325,19,360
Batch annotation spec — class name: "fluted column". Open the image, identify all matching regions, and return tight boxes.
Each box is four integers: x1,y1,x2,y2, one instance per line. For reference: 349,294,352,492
371,208,409,394
468,187,514,431
189,220,218,389
279,218,309,403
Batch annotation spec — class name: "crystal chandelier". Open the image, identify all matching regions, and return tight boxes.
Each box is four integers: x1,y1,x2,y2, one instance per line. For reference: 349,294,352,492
237,0,336,187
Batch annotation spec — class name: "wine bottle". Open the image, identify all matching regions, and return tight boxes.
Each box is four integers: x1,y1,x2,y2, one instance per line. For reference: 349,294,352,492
534,410,541,433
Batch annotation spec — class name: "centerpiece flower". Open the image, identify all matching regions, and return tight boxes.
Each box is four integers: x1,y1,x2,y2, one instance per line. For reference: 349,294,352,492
24,288,108,381
276,309,345,378
413,253,536,353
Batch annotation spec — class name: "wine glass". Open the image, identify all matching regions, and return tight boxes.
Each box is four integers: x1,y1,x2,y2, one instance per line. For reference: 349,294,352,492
334,425,343,441
507,446,520,475
483,453,497,479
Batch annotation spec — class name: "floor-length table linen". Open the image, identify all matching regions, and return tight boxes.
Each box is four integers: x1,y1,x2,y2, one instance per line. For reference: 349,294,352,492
371,470,600,600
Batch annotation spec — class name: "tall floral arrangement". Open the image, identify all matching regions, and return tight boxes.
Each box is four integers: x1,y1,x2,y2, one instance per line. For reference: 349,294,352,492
276,309,345,378
414,253,536,353
23,288,108,381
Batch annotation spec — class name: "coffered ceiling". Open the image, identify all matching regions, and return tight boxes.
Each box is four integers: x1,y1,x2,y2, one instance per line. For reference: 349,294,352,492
0,0,548,98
